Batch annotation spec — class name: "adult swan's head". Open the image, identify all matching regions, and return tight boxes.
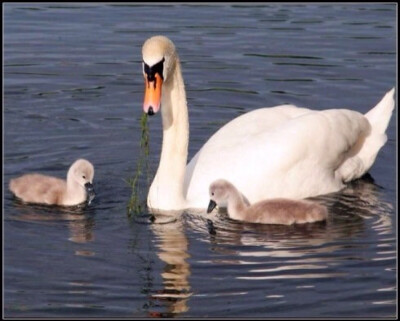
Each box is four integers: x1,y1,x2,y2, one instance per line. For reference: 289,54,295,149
142,35,180,116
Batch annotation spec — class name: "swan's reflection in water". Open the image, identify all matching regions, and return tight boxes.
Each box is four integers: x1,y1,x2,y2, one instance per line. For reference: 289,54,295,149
146,214,192,317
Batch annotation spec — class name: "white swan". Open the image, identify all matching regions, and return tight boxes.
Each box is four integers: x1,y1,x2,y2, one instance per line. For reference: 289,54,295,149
207,179,328,225
142,35,394,211
9,159,95,206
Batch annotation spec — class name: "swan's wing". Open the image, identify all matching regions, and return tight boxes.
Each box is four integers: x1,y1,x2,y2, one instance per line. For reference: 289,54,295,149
185,105,310,185
203,104,311,144
184,106,370,207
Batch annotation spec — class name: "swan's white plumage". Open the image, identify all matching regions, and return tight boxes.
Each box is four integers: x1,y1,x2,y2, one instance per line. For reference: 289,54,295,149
143,36,395,211
337,88,395,183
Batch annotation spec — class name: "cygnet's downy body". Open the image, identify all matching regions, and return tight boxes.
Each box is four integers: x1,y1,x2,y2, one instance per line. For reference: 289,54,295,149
208,179,327,225
9,159,95,206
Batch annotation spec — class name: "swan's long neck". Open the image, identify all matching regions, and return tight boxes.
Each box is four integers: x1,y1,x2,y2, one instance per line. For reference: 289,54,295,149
148,59,189,210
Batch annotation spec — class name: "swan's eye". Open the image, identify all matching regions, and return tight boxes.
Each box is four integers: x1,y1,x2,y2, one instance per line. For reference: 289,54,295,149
82,175,86,179
211,192,214,196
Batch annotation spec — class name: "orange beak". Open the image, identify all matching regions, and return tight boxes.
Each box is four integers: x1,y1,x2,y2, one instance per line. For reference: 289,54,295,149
143,73,163,115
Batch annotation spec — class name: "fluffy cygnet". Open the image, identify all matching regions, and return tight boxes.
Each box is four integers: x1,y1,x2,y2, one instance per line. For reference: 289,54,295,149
207,179,328,225
9,159,95,206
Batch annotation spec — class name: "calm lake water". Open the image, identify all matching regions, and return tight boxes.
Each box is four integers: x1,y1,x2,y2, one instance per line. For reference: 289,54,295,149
3,3,397,318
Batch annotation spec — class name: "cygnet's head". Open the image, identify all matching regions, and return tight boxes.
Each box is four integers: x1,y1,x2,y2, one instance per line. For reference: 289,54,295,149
207,179,234,213
142,35,178,115
68,159,95,203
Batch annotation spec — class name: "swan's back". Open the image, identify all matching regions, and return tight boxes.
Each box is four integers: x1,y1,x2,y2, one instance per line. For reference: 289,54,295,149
9,174,66,205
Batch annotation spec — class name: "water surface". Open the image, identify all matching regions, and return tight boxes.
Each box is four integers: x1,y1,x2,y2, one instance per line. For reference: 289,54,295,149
4,3,397,318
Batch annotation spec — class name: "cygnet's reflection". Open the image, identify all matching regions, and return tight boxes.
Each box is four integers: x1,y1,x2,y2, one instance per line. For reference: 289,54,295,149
10,199,96,245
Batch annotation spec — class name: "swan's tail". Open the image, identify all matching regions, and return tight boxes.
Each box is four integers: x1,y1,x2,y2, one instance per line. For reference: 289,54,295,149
339,88,395,182
364,87,395,136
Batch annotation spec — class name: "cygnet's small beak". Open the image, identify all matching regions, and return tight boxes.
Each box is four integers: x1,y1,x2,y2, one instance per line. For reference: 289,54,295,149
84,182,95,204
207,200,217,214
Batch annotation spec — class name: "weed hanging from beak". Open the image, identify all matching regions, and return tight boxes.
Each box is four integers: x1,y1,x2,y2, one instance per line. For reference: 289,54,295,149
127,113,151,217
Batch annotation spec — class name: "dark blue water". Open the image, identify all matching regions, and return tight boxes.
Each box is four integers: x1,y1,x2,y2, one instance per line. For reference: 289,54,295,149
4,3,396,318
